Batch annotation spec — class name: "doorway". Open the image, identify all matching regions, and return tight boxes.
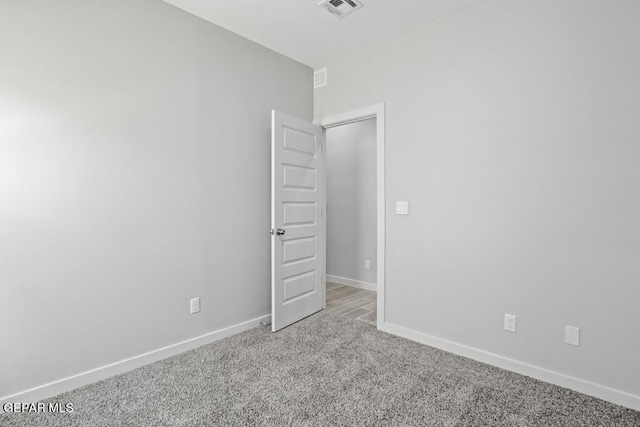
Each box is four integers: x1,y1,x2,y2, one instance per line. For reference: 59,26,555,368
324,118,377,325
318,103,385,329
270,104,385,332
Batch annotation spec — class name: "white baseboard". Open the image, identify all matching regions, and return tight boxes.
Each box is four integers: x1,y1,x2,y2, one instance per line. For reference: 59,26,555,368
0,314,271,405
380,321,640,412
327,274,376,292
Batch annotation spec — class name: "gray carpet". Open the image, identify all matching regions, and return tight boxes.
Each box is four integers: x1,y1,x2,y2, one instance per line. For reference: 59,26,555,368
2,313,639,426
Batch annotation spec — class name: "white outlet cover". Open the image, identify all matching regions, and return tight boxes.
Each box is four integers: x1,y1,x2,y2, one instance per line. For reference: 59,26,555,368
365,260,371,270
504,314,516,332
396,201,409,215
565,325,580,346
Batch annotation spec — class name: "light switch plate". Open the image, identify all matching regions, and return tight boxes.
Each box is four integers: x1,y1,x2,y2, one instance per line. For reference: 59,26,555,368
396,201,409,215
565,325,580,346
190,297,200,314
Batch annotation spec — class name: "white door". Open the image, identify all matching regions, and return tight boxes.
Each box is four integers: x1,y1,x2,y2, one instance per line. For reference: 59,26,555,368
271,110,326,332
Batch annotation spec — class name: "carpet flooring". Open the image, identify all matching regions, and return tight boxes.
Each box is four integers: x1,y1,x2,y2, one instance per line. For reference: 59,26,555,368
2,313,639,426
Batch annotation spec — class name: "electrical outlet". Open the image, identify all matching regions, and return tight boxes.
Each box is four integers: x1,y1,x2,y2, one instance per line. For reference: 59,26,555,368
190,297,200,314
396,201,409,215
504,314,516,332
565,325,580,346
365,260,371,270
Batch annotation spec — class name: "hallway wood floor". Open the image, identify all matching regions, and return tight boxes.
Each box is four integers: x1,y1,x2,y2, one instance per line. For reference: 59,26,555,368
326,282,376,325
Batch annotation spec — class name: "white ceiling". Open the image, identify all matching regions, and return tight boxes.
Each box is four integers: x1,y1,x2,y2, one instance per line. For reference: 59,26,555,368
162,0,482,68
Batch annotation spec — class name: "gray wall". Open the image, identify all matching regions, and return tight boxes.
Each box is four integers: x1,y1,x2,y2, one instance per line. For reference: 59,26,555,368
326,119,377,285
0,0,311,398
315,0,640,397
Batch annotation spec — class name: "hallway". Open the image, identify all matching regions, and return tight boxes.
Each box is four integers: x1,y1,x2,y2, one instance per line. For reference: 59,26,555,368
326,282,376,326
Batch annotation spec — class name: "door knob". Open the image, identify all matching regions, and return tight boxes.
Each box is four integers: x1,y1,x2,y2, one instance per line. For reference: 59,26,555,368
276,228,286,236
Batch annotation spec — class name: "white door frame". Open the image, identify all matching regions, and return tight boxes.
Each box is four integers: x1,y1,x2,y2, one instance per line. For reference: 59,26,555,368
315,103,385,329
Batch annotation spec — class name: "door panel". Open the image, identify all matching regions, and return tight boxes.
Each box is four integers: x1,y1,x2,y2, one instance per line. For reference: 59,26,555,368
271,111,325,332
283,165,317,189
283,202,316,226
283,271,316,302
283,237,316,265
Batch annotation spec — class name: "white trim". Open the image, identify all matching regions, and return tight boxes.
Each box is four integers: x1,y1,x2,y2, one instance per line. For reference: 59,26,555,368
380,321,640,412
318,104,380,128
316,103,386,331
0,314,270,405
327,274,376,292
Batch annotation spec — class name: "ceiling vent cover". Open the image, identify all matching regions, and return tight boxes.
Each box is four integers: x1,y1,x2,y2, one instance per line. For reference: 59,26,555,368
319,0,364,19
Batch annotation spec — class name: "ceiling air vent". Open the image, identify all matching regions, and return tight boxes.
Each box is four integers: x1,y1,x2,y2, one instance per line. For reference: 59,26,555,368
319,0,364,19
